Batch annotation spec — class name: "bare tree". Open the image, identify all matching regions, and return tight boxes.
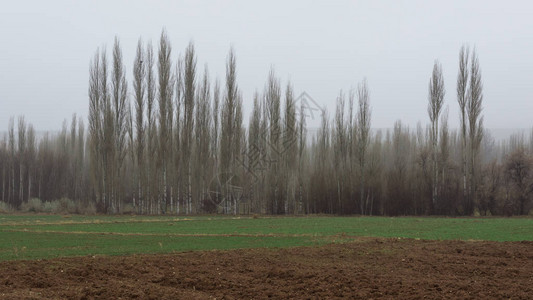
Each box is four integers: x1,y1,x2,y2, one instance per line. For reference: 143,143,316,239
173,56,183,214
145,41,156,214
467,49,484,213
334,90,347,213
504,148,532,215
357,79,371,215
220,48,241,214
264,68,281,214
111,37,128,212
297,94,308,214
247,91,262,212
126,103,135,208
479,159,501,215
283,82,297,213
195,65,211,213
314,109,331,213
8,118,15,206
212,79,220,181
348,89,357,213
100,48,113,212
427,61,445,210
133,38,146,212
438,108,450,212
182,41,196,214
157,30,173,214
366,130,382,215
386,121,411,215
457,45,470,204
88,49,102,206
17,117,26,203
0,136,6,203
76,119,85,204
68,115,81,202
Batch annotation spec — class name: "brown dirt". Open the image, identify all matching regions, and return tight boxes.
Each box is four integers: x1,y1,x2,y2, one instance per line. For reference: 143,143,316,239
1,238,532,299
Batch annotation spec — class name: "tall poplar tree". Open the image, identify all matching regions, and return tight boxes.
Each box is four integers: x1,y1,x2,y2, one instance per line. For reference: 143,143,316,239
427,61,445,211
157,30,173,213
357,79,371,214
111,37,128,212
133,38,146,212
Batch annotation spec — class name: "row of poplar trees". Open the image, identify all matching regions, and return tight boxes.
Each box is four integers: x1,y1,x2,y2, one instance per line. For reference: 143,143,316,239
1,31,532,215
86,31,376,215
88,31,243,214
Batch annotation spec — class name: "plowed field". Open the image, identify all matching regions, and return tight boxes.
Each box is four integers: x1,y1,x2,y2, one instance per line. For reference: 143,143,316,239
1,238,532,299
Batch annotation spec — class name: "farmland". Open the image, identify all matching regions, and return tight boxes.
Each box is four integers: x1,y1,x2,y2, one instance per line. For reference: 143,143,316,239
1,215,532,299
1,215,532,261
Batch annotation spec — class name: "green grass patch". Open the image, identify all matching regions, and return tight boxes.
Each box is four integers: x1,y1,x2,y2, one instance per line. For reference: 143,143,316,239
0,215,531,261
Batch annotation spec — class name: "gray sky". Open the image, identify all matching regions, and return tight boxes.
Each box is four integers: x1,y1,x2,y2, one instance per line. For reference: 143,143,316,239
1,0,532,131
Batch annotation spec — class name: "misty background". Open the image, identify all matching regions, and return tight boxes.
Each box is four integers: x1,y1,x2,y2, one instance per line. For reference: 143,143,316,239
1,0,532,133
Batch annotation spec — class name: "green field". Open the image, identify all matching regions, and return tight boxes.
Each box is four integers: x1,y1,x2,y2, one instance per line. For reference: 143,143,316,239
1,214,532,261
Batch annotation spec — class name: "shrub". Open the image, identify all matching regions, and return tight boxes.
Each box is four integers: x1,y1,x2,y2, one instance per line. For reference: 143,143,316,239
43,201,59,213
0,201,14,213
79,201,97,215
54,198,77,214
21,198,44,213
40,198,76,214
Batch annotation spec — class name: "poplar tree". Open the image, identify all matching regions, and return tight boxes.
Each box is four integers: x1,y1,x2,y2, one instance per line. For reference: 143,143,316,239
111,37,128,212
157,30,173,213
195,66,211,212
100,49,113,212
357,79,371,214
264,69,281,213
427,61,445,211
467,49,484,213
220,48,242,214
88,49,102,206
457,45,469,204
334,91,347,213
8,118,15,205
133,39,146,212
297,94,308,214
212,79,220,181
0,137,6,203
248,91,262,212
145,42,156,213
173,56,183,214
17,117,26,203
283,82,297,213
182,42,196,213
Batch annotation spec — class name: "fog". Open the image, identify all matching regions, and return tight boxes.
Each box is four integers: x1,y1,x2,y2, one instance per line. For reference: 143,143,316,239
1,0,532,131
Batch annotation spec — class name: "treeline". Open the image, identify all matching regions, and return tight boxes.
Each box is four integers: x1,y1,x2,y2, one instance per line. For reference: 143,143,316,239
0,116,87,210
0,32,532,215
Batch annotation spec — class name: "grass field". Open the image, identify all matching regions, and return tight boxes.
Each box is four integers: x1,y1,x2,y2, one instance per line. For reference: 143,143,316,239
1,214,532,261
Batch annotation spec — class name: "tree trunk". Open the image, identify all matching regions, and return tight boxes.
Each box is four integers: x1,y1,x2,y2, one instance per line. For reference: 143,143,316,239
432,121,438,210
1,174,4,203
27,168,31,202
360,166,365,215
370,189,374,216
299,182,302,215
19,164,24,203
163,166,167,214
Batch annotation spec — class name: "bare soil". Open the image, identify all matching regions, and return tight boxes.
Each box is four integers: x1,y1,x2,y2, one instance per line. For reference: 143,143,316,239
1,238,532,299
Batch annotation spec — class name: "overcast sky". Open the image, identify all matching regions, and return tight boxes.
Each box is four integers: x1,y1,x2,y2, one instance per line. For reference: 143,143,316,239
1,0,532,131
